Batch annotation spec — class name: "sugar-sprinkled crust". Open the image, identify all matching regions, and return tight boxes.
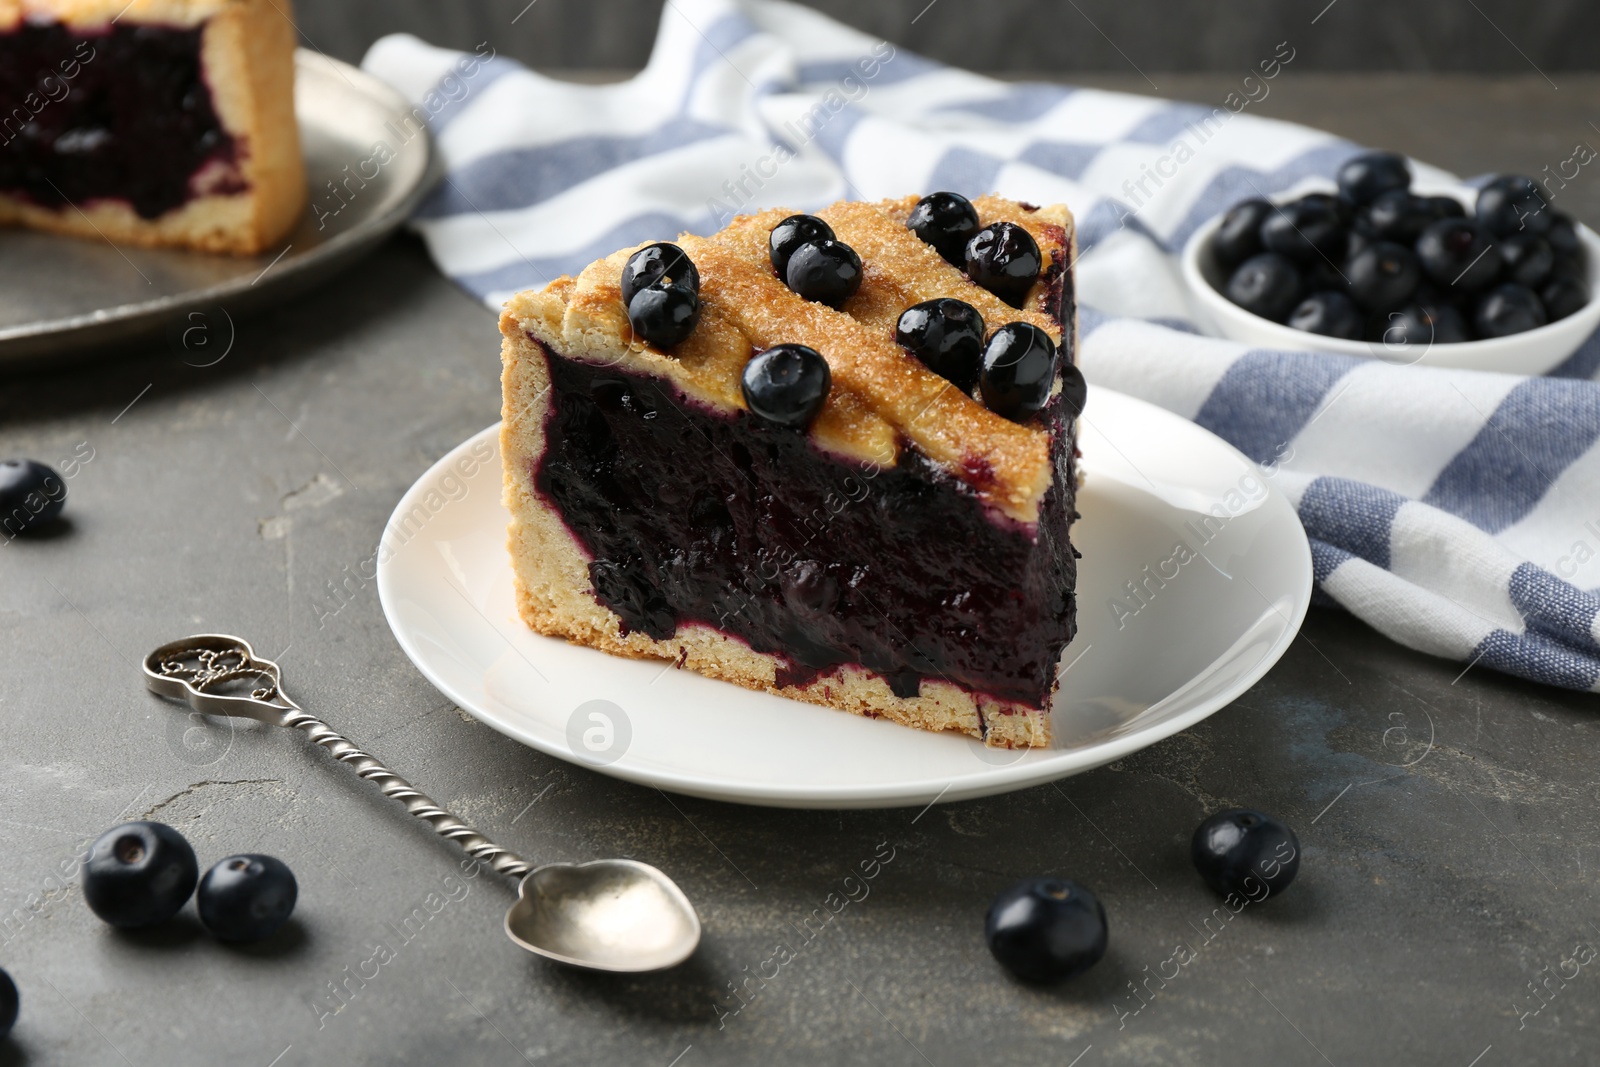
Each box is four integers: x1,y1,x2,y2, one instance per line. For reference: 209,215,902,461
515,194,1074,524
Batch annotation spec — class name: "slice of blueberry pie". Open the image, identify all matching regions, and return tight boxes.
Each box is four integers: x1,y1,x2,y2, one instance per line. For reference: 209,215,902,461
499,192,1083,748
0,0,305,254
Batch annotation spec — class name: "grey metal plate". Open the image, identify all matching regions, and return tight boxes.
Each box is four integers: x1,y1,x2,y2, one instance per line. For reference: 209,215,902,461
0,49,438,369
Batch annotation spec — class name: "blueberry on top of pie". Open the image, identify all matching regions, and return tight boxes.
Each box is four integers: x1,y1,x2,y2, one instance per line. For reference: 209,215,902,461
499,192,1082,748
0,0,305,255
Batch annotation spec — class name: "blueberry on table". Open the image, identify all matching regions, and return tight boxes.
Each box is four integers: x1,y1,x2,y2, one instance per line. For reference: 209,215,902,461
196,854,298,943
895,298,986,392
82,821,199,929
1336,150,1411,206
979,323,1060,421
1211,198,1273,270
965,221,1042,308
1475,283,1548,338
0,459,67,536
769,214,835,276
907,191,980,265
1383,301,1471,346
785,239,863,307
626,282,701,349
619,242,699,305
1497,232,1555,289
1476,174,1552,237
1288,291,1363,340
1259,196,1345,263
741,344,832,428
0,966,15,1040
1346,242,1421,311
1191,808,1301,899
1415,219,1502,290
1224,252,1303,322
985,878,1108,982
1541,275,1588,321
1366,190,1433,245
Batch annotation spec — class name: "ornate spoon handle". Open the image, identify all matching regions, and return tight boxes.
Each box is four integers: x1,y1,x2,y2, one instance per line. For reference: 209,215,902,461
142,634,531,879
280,706,533,878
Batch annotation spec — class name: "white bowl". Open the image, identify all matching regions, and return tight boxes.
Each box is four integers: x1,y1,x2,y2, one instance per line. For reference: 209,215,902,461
1181,183,1600,374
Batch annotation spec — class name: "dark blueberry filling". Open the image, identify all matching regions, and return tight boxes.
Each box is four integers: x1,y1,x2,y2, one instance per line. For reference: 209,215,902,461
533,345,1078,708
0,21,239,220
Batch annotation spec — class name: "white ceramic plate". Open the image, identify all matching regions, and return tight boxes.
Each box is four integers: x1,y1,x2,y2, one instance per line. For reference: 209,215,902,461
376,387,1313,809
1181,181,1600,375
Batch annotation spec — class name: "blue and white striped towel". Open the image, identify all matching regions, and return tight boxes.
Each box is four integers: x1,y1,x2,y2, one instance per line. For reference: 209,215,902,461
363,0,1600,694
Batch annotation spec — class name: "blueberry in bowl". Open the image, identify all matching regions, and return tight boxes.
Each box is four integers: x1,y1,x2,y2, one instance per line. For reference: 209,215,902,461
1183,152,1600,373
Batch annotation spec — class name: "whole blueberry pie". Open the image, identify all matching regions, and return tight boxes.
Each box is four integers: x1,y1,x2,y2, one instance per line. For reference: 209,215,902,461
0,0,305,254
499,193,1084,748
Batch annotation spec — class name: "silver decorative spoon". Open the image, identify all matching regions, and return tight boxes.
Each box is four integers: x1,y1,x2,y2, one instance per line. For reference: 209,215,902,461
142,634,700,972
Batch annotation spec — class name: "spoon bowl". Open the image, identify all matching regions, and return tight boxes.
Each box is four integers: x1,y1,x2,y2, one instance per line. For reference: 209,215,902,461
506,860,701,971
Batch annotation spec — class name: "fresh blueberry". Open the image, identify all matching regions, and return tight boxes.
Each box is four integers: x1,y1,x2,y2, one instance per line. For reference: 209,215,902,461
1224,252,1304,322
1344,226,1373,263
1300,191,1355,225
769,214,834,276
82,821,198,929
1549,253,1587,287
741,344,831,428
1366,190,1434,245
1346,241,1421,310
785,239,863,307
907,191,981,265
1475,283,1548,337
0,459,66,536
1288,291,1363,339
1498,232,1555,289
1211,198,1273,270
1382,300,1471,346
619,243,698,306
1415,219,1502,290
1541,276,1588,321
0,966,15,1040
626,282,700,349
1301,257,1348,295
1259,197,1345,263
1421,195,1467,222
1059,360,1087,418
965,222,1042,308
196,854,298,943
1191,808,1301,899
979,323,1059,421
895,298,986,392
1476,174,1552,237
1336,151,1411,206
985,877,1107,983
1545,212,1581,256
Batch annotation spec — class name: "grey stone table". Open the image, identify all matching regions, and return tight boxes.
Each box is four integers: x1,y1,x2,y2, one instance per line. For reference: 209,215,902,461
3,75,1598,1067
